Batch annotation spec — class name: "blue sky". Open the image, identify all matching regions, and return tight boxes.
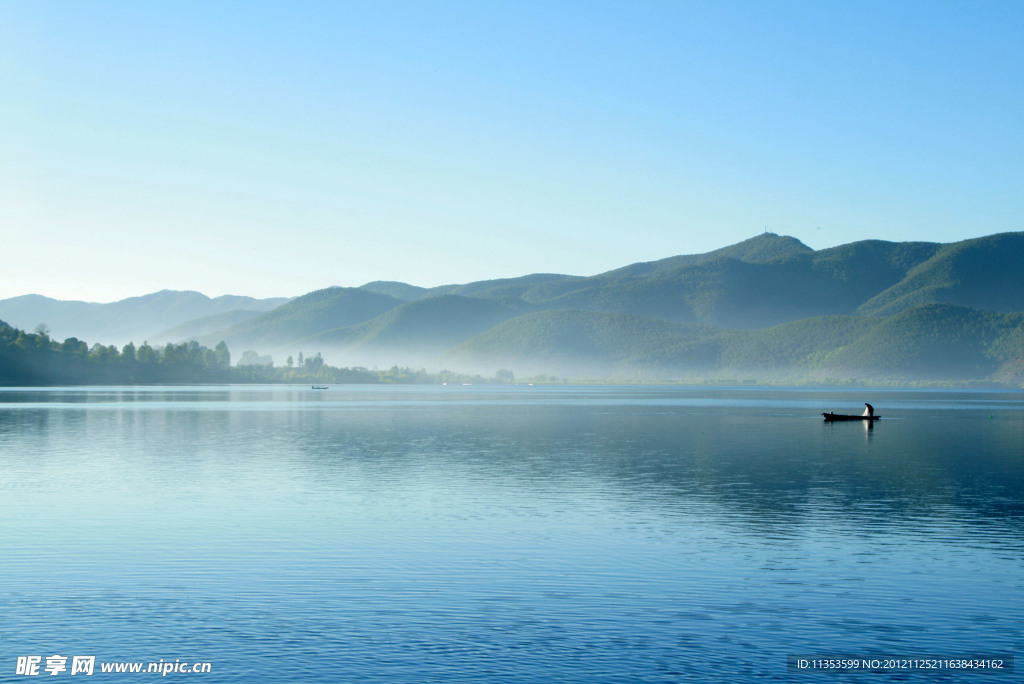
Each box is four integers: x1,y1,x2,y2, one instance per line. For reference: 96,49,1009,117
2,1,1022,302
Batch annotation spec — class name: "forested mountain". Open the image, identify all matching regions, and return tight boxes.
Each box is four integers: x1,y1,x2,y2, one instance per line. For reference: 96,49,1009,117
359,281,431,301
428,273,587,300
441,304,1024,384
513,235,944,327
857,233,1024,315
303,294,530,365
596,232,814,279
196,287,404,351
8,232,1024,384
149,309,267,345
216,232,1024,383
0,290,289,346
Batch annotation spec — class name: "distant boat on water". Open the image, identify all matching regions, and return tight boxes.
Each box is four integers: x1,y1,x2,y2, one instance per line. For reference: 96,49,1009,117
822,412,880,422
822,402,879,421
312,385,329,390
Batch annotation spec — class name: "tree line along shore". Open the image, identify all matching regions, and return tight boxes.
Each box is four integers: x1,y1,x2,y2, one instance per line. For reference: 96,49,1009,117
0,322,510,387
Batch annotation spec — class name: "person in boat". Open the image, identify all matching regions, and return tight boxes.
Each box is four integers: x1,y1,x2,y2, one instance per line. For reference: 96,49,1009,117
862,403,874,417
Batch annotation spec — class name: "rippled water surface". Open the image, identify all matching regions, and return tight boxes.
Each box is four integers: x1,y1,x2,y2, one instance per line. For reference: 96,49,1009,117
1,385,1022,682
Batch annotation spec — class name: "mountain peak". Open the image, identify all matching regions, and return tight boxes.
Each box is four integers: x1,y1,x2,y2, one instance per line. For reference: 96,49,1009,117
599,233,813,279
360,281,429,301
712,233,813,262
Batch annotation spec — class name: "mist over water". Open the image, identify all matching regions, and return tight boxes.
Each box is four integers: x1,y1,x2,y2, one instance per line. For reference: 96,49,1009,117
1,385,1021,682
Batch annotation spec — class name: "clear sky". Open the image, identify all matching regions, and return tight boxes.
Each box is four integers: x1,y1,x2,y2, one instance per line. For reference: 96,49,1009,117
2,0,1022,302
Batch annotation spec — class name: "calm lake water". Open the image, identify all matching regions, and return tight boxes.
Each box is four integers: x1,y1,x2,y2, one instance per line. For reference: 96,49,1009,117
1,385,1022,682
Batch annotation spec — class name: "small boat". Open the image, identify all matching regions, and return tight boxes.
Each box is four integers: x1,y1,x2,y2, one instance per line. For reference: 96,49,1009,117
312,385,329,390
823,402,879,421
822,412,880,422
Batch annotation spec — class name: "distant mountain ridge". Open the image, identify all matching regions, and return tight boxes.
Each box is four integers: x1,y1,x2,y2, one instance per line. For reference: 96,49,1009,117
858,233,1024,315
441,303,1024,383
197,287,403,350
0,290,290,347
148,309,269,346
5,232,1024,383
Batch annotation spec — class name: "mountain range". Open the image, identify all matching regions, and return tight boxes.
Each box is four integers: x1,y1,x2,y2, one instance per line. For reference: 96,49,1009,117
4,232,1024,383
0,290,290,347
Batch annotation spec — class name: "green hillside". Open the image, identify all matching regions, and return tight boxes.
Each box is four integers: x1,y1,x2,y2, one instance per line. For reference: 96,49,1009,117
445,309,726,376
445,303,1024,384
203,287,403,349
151,309,265,344
451,234,949,328
859,233,1024,315
359,281,430,300
598,233,814,278
529,251,894,328
430,273,587,300
823,304,1010,380
305,294,526,356
718,315,877,372
809,239,939,286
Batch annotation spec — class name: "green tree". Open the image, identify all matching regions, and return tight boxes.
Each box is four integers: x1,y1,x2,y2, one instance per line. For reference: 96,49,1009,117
90,343,119,362
61,337,88,356
213,341,231,368
137,342,157,364
161,342,184,365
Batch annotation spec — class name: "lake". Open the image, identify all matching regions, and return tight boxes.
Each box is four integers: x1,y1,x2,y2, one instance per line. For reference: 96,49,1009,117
1,385,1021,682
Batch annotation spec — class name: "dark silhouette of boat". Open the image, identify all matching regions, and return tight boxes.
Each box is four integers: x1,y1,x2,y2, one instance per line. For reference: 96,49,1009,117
822,403,879,421
822,412,880,422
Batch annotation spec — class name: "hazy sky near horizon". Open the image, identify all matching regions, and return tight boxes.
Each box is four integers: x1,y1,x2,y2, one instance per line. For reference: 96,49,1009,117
3,1,1022,302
